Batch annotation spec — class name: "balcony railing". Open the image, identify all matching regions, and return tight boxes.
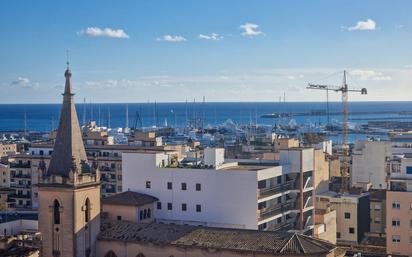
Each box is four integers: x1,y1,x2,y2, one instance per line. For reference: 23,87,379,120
10,193,32,199
258,181,295,199
258,202,297,221
11,173,31,179
9,163,31,168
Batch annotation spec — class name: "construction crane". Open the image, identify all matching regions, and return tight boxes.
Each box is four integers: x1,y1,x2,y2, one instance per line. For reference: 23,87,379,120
307,70,367,192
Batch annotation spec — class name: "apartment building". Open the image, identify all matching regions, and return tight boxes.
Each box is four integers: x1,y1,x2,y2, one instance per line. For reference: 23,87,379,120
5,143,172,210
351,140,391,189
369,189,386,234
123,147,315,234
0,163,10,188
316,191,370,245
386,153,412,255
351,134,412,190
0,143,17,158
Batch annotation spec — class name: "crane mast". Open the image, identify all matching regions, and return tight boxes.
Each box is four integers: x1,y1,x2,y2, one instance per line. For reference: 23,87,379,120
307,70,367,192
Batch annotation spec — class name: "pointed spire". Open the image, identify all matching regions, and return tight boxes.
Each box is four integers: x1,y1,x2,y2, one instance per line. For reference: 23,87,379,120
47,66,89,178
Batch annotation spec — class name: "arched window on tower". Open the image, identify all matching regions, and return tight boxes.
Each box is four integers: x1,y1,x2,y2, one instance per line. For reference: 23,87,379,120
84,198,90,223
53,200,60,225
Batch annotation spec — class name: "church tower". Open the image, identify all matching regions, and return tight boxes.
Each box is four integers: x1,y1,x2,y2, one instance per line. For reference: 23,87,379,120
38,66,101,257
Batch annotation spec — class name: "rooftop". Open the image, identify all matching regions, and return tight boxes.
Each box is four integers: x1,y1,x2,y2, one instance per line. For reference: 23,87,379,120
102,191,158,207
98,221,337,255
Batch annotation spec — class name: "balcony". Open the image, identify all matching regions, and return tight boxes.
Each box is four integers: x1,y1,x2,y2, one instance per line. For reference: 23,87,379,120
11,173,31,179
10,193,32,199
258,181,295,199
10,162,31,169
258,202,297,221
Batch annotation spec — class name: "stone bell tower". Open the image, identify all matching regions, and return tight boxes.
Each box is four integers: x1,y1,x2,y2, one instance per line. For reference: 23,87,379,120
38,65,101,257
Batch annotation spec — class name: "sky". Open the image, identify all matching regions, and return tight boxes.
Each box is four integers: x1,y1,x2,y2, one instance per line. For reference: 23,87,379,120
0,0,411,103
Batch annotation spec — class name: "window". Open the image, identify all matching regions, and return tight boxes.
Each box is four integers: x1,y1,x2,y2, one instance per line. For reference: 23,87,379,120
392,202,400,209
146,181,151,189
167,182,173,190
140,210,143,220
410,203,412,210
117,216,122,221
392,235,401,243
144,209,147,219
337,232,341,238
258,223,267,230
157,202,162,210
392,219,400,227
167,203,173,210
374,204,381,210
53,199,60,225
374,218,381,224
349,227,355,234
344,212,351,219
182,203,187,211
196,204,201,212
147,209,151,218
410,220,412,227
84,198,90,223
196,183,201,191
181,183,187,190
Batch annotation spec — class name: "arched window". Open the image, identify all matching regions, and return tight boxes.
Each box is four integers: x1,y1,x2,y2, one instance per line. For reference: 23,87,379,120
147,208,151,218
84,198,90,223
53,200,60,225
104,250,117,257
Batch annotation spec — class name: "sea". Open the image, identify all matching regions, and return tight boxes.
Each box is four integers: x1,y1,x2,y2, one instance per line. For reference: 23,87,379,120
1,101,412,142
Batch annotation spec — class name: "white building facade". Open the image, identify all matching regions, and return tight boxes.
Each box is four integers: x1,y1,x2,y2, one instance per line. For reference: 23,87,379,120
122,148,315,234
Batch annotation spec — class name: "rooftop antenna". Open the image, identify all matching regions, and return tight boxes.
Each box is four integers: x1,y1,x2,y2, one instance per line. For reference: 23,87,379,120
202,96,205,131
125,104,129,129
185,99,188,128
90,99,93,122
98,104,101,127
66,49,70,69
23,111,27,136
82,97,86,126
107,106,111,129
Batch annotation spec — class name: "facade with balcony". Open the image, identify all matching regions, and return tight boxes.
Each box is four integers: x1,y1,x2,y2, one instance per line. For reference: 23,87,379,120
123,147,315,234
386,153,412,256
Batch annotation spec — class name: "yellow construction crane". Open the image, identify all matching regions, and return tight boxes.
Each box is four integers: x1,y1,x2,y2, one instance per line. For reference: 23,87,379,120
307,70,367,192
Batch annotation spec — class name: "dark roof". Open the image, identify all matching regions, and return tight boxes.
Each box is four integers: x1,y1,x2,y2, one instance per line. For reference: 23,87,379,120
47,68,90,177
102,191,158,207
98,222,337,255
369,189,386,201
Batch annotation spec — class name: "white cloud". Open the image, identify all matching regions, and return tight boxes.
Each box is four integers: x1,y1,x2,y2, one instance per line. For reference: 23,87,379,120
156,35,187,42
239,23,264,37
198,33,223,41
78,27,129,39
345,19,376,31
350,69,391,81
10,77,39,89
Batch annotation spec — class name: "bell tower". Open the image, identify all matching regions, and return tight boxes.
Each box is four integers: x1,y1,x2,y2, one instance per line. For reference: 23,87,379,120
38,65,100,257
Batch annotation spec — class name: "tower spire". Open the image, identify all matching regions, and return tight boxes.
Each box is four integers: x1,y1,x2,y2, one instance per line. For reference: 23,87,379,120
47,66,89,177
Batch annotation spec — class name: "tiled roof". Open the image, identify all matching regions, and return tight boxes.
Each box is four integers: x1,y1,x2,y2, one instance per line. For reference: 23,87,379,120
98,222,337,255
102,191,158,207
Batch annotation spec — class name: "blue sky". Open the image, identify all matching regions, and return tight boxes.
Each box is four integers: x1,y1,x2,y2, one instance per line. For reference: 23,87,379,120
0,0,411,103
